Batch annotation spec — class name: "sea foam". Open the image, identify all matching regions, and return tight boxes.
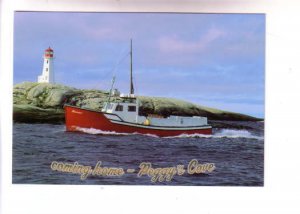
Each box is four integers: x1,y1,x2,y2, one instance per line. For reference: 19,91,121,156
74,127,263,140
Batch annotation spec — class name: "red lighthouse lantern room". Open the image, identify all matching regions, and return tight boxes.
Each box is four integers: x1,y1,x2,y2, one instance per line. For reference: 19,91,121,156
44,47,54,58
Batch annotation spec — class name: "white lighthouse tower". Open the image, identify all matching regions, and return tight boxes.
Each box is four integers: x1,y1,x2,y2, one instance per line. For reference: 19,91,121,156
38,47,54,83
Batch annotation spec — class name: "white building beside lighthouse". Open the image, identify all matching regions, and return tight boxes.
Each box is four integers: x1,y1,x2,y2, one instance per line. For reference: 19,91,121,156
38,47,54,83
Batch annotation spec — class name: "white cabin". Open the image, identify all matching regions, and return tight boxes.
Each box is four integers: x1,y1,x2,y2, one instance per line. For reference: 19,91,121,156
101,98,208,127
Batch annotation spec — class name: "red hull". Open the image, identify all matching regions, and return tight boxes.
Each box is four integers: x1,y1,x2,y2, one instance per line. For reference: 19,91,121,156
64,105,212,137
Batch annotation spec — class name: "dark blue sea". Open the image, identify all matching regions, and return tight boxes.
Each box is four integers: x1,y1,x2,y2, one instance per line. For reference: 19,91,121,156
13,121,264,186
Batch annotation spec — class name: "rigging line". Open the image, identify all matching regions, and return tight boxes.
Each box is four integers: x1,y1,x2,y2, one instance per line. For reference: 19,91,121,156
110,44,131,77
112,51,130,76
91,47,130,90
89,69,112,90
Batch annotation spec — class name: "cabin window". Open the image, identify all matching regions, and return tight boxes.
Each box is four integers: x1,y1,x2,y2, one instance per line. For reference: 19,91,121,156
115,105,123,111
128,105,136,112
106,103,113,109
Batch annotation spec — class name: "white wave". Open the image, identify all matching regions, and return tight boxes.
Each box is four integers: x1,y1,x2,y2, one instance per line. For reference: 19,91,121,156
164,133,213,139
139,133,160,138
165,129,263,140
74,127,159,138
74,127,263,140
75,127,131,136
213,129,264,140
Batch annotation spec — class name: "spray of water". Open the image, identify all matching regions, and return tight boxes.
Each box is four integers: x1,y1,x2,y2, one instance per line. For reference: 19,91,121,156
74,126,263,140
75,127,159,138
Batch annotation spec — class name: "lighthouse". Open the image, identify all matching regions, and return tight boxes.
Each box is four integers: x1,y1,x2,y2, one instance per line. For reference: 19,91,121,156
38,47,54,83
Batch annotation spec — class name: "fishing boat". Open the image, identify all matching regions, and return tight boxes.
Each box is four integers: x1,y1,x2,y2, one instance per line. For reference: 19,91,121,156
64,40,212,137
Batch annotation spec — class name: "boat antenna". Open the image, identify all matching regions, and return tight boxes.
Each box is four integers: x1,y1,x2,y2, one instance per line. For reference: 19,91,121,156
105,75,116,110
130,39,134,95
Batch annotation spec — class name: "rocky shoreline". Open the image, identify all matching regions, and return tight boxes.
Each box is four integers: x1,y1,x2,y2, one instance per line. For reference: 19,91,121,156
13,82,262,124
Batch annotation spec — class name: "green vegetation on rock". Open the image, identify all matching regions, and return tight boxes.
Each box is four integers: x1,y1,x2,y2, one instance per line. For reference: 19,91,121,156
13,82,261,124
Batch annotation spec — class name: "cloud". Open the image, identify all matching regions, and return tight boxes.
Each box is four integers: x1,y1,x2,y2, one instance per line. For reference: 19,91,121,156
84,27,116,40
158,27,226,54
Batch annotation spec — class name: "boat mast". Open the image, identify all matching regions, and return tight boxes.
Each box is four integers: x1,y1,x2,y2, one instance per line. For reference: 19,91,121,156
130,39,134,95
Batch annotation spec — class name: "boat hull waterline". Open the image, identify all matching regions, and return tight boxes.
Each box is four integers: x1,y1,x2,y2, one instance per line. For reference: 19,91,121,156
65,105,212,137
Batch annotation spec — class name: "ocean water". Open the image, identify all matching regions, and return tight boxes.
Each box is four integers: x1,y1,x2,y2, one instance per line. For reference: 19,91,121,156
13,121,264,186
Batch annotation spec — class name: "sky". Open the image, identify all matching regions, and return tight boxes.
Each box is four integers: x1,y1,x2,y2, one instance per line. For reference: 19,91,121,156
14,12,265,118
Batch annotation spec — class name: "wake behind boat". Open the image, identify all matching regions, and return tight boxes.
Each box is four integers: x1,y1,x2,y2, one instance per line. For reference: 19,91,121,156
64,40,212,137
